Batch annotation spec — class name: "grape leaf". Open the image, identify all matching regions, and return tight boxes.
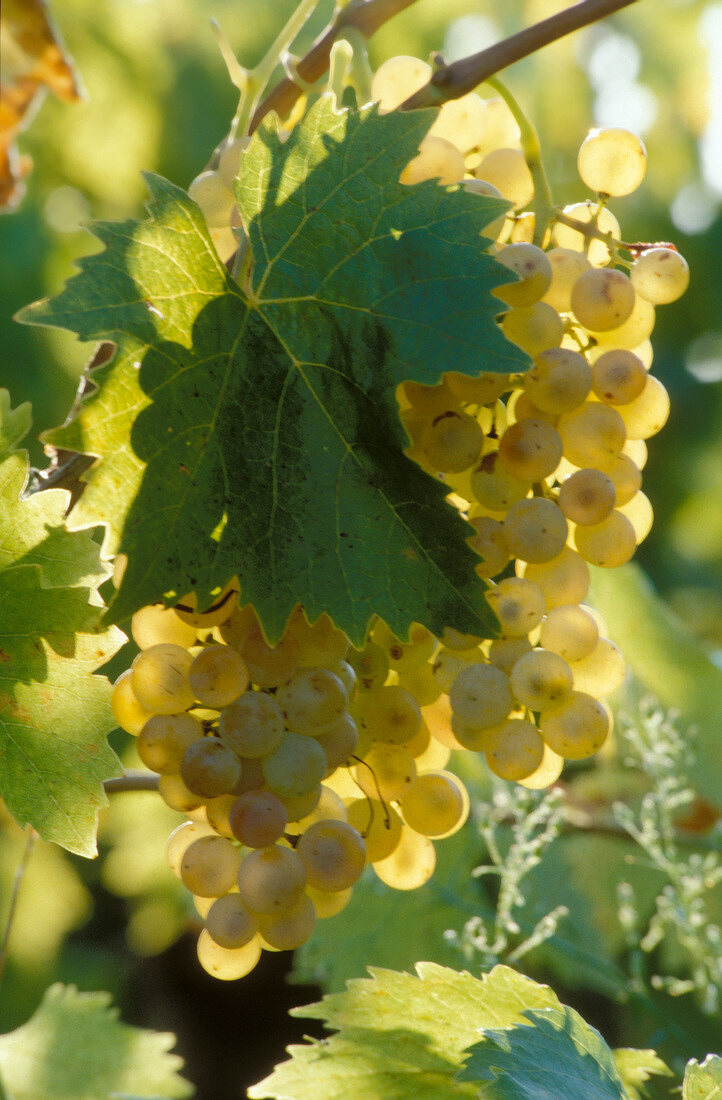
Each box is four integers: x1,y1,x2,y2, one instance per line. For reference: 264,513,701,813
0,983,192,1100
458,1006,627,1099
0,413,124,855
248,963,558,1100
19,95,527,645
684,1055,722,1100
589,564,722,809
0,390,32,461
613,1048,672,1099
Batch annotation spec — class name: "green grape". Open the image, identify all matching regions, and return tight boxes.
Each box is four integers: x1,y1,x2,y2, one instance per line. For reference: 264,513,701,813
130,643,195,715
449,662,514,728
232,755,266,795
229,790,288,848
131,604,198,650
493,243,552,307
236,844,307,914
285,785,348,836
401,378,460,415
615,376,670,439
275,667,348,735
111,670,154,735
188,644,249,708
570,637,626,697
180,737,241,798
400,771,469,838
360,684,422,745
503,497,568,564
476,146,533,209
591,349,647,405
594,295,655,349
422,409,484,472
197,928,261,980
400,135,466,186
523,348,592,415
517,742,565,789
297,820,366,891
397,663,442,707
346,798,403,862
445,370,513,406
558,401,626,467
498,418,563,482
371,620,437,674
467,515,510,578
313,712,359,770
351,743,417,802
557,468,616,526
166,819,216,877
286,609,350,668
542,248,592,312
428,91,487,153
500,301,564,357
206,894,257,949
217,135,250,189
631,246,689,304
519,547,591,608
485,718,545,781
174,581,238,628
180,835,242,897
431,647,479,692
372,824,436,890
461,179,507,238
256,893,316,950
485,577,547,637
450,715,498,751
539,604,599,662
577,127,647,196
279,785,323,824
595,452,642,506
571,268,636,332
474,97,521,158
219,691,284,758
470,451,531,512
236,622,300,689
617,490,653,543
510,390,559,425
371,55,432,113
488,636,533,675
348,641,389,691
188,170,235,227
204,794,237,838
262,732,328,799
574,510,637,567
137,712,204,774
509,648,573,711
551,202,621,267
158,772,206,813
540,691,611,758
306,884,353,918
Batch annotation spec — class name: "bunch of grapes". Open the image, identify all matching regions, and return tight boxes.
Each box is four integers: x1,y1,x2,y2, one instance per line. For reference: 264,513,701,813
113,56,689,980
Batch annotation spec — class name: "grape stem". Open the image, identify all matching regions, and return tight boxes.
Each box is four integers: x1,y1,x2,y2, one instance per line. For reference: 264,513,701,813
400,0,644,109
104,771,160,794
0,826,37,989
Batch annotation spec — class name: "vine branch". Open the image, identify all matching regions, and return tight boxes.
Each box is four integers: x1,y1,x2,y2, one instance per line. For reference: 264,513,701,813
104,771,160,794
401,0,643,109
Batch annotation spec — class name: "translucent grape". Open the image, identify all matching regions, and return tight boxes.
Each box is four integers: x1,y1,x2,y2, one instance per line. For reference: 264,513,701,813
236,844,306,914
449,663,514,728
523,348,592,415
130,644,195,714
519,547,591,608
510,648,573,711
616,376,670,439
474,97,521,158
351,743,417,802
235,622,299,689
158,772,205,813
262,732,328,799
485,718,545,781
229,790,288,848
422,410,484,472
551,202,621,266
485,577,546,636
275,667,348,735
488,636,533,676
219,692,285,758
181,737,241,798
174,581,238,628
445,370,513,406
542,248,592,312
517,743,565,789
470,451,531,512
131,604,198,650
137,712,204,774
428,92,488,153
631,246,689,304
279,785,323,824
256,893,316,950
592,349,647,405
204,794,237,838
539,604,599,662
501,302,564,357
285,609,350,668
498,418,563,482
595,452,642,506
348,641,389,691
188,644,249,708
493,243,552,307
400,136,466,186
570,637,626,696
461,179,507,239
540,691,611,758
111,670,154,736
371,55,432,113
577,127,647,196
297,820,366,892
307,884,353,918
558,402,626,467
571,268,635,332
285,785,348,835
594,296,655,349
360,684,421,745
218,136,250,190
180,835,242,896
206,894,257,949
557,468,616,526
476,147,533,209
371,621,437,675
467,515,510,578
188,170,235,227
346,798,403,862
617,490,654,543
197,928,261,980
313,712,359,770
400,771,469,838
372,825,436,890
503,497,568,564
574,510,637,567
166,820,216,877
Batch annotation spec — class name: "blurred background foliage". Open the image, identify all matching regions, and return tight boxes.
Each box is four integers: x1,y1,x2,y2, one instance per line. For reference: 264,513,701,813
1,1,721,1095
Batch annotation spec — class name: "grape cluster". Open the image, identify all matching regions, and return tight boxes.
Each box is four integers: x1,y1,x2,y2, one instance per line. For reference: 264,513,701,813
112,592,473,979
119,57,689,980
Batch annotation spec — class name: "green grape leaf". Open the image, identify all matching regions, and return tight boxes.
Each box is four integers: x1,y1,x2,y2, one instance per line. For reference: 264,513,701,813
589,564,722,808
613,1048,672,1099
683,1055,722,1100
458,1006,627,1098
248,963,559,1100
0,983,193,1100
0,391,32,460
19,95,527,645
